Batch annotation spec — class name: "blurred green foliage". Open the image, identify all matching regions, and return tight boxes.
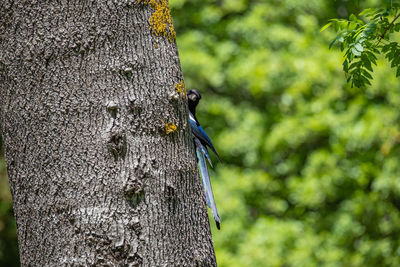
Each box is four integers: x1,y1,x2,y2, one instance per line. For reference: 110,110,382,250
171,0,400,266
1,0,400,266
0,136,19,267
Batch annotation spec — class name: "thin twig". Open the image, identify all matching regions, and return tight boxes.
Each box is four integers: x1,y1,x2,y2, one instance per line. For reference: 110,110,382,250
379,12,400,41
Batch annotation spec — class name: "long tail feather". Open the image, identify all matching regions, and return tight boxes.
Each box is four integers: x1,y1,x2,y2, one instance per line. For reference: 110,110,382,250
200,144,213,167
195,139,221,229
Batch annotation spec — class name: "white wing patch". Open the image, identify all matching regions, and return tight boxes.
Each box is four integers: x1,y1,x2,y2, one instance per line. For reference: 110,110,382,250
189,112,196,123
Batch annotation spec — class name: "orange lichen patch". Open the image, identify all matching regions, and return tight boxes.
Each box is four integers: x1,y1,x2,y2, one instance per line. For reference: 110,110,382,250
161,120,178,134
137,0,176,43
175,80,187,98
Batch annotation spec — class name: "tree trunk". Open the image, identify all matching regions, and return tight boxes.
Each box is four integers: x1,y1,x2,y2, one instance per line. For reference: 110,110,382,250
0,1,217,266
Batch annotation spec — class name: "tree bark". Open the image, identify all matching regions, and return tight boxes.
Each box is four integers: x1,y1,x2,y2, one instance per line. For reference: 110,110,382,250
0,1,217,266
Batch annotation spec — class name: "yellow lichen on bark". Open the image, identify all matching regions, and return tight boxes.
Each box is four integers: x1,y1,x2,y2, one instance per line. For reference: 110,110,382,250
137,0,176,43
161,120,178,134
175,80,187,98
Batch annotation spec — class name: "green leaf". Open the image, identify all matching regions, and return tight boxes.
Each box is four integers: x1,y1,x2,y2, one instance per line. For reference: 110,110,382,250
329,39,336,49
363,23,376,36
343,59,349,72
349,62,360,70
359,8,374,16
391,58,397,68
382,45,391,53
354,43,364,52
373,13,383,20
396,67,400,77
361,75,372,85
348,21,358,31
362,70,373,79
320,22,332,32
363,58,373,72
349,52,355,61
352,47,362,56
349,14,358,21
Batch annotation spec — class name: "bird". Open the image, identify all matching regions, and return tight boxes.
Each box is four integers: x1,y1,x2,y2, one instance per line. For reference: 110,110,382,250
187,89,221,230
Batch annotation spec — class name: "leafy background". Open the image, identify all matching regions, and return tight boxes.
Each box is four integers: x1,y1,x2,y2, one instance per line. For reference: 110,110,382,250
1,0,400,266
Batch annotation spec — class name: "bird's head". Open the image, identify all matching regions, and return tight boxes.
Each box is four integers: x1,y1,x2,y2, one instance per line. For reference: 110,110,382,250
188,89,201,103
187,89,202,114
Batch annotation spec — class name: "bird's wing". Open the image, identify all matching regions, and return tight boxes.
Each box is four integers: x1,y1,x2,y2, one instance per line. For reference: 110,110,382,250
194,137,221,230
189,112,221,162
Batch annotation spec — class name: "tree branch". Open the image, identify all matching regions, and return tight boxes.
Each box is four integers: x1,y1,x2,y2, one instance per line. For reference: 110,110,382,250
380,12,400,40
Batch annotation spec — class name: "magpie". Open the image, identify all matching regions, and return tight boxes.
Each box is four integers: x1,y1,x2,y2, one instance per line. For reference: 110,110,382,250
188,89,221,230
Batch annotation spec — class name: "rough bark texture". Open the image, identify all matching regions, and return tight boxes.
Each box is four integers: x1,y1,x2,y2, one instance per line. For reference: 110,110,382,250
0,1,217,266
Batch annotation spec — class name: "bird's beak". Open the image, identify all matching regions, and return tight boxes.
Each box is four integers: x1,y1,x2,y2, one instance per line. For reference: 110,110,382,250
188,94,197,101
